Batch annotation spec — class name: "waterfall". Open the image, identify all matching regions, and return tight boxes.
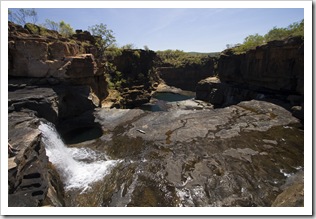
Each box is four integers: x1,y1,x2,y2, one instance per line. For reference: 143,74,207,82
39,122,119,192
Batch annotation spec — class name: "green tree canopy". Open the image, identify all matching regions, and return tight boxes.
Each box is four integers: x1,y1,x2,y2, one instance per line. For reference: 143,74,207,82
121,44,135,50
231,19,304,54
59,20,75,37
42,19,74,37
88,23,116,57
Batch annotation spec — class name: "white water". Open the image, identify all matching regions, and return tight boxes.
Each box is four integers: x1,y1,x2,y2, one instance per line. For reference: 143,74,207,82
39,122,119,192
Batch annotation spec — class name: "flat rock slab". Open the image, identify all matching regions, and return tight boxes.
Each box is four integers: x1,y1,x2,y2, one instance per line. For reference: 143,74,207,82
124,100,299,144
75,99,304,207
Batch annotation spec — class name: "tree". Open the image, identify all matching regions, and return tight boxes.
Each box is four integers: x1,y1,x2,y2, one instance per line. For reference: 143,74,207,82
59,20,74,37
287,19,304,37
43,19,59,31
9,8,38,25
121,44,135,50
264,27,288,41
88,23,116,57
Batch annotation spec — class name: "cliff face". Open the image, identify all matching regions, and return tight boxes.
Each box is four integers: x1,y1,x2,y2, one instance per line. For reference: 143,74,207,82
8,22,108,107
157,58,215,91
105,49,159,108
218,36,303,95
196,37,304,119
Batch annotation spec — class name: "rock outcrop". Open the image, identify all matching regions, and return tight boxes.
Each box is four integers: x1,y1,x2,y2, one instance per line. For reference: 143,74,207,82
8,22,108,107
7,21,304,208
104,49,158,108
64,100,303,207
196,37,304,120
157,57,215,91
8,111,65,207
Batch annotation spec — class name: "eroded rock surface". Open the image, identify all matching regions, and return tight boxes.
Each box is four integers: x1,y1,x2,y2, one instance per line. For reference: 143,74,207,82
8,111,65,207
196,37,304,121
64,100,303,207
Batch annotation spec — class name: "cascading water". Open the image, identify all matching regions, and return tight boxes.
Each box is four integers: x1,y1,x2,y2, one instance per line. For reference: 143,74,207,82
39,122,120,192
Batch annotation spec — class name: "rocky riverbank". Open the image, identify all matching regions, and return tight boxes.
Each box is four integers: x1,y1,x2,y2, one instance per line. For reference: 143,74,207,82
8,83,304,207
7,21,304,207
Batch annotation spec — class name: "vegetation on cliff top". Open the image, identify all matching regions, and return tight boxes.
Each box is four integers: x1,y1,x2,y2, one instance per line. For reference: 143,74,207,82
156,50,214,68
227,19,304,54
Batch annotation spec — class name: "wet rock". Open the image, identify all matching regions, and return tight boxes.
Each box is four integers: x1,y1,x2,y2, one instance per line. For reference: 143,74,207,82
272,183,304,207
94,108,145,131
125,100,299,144
67,99,303,207
8,111,65,207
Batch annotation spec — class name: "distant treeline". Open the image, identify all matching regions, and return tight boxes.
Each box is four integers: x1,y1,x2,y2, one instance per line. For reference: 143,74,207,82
227,19,304,54
156,50,219,68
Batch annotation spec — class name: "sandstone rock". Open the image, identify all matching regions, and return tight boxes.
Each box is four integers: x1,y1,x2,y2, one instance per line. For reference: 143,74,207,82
8,86,59,123
71,100,304,207
197,37,304,120
48,41,79,60
157,59,214,91
106,49,158,108
8,111,65,207
65,54,97,78
272,183,304,207
196,77,262,108
218,37,303,95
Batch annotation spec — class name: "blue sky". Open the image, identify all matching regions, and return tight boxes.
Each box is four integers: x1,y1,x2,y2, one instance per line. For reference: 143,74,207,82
9,8,304,52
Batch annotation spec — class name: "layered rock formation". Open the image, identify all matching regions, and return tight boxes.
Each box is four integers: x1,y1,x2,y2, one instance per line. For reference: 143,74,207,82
156,57,215,91
64,100,303,207
7,22,105,206
8,88,64,206
104,49,158,108
196,37,304,120
8,22,108,107
7,21,304,208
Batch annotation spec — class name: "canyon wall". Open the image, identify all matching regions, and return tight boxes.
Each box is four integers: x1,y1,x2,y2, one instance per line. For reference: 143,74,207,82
196,36,304,119
9,22,108,107
156,58,215,91
7,21,304,207
106,49,158,108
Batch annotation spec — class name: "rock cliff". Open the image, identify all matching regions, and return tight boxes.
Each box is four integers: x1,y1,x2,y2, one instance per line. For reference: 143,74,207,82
196,37,304,120
156,57,215,91
8,88,65,206
7,21,304,207
8,22,108,107
104,49,158,108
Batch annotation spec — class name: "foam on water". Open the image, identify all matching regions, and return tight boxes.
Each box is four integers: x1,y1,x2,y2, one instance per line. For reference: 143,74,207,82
39,122,119,192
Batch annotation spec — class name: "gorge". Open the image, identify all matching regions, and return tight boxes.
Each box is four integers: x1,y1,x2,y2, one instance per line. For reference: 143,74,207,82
7,22,304,208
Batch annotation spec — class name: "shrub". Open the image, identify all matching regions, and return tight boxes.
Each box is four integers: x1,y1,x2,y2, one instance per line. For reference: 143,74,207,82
231,19,304,54
156,49,208,68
